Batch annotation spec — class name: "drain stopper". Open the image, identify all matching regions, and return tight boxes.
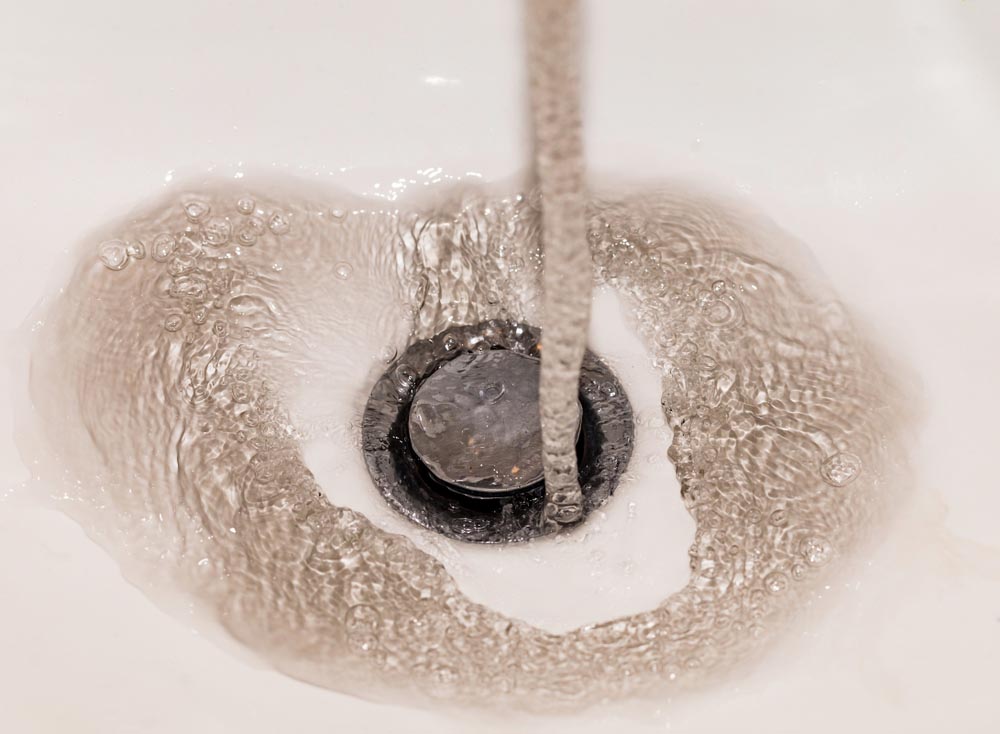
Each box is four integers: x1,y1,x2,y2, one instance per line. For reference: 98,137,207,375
362,320,633,543
408,349,581,496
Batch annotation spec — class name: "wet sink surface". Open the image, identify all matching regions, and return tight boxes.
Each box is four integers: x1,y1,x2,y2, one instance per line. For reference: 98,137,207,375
2,1,1000,732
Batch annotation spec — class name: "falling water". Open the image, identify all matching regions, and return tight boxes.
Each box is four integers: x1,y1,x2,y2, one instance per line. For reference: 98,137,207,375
526,0,593,528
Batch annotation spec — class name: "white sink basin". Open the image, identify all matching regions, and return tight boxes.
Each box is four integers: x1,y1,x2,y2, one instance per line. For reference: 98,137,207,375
1,1,998,731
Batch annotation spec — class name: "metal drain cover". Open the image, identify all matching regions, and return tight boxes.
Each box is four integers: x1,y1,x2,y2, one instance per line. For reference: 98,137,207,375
408,349,582,496
361,320,634,543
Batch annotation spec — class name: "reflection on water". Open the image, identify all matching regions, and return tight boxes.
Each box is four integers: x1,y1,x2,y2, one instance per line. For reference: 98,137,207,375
19,177,909,709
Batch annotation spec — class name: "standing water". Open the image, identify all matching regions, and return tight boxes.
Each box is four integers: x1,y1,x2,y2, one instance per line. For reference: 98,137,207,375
15,176,910,709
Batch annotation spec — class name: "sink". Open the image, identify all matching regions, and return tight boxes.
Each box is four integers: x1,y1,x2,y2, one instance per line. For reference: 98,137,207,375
1,1,998,731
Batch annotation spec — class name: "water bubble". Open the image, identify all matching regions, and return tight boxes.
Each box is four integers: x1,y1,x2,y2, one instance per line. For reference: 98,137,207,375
801,536,833,566
167,256,196,277
819,451,862,487
163,313,184,332
151,233,177,262
268,211,291,235
443,335,460,351
183,200,210,223
478,381,505,403
126,240,146,260
764,571,789,594
230,382,251,403
711,279,726,294
228,294,270,317
202,218,232,247
378,345,396,364
236,197,256,215
330,207,346,219
701,296,742,328
212,320,228,337
173,235,203,258
97,240,129,271
394,363,417,391
237,216,265,246
335,262,353,280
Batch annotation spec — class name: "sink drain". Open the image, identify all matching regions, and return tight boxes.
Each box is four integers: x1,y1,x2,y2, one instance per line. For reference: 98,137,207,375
361,320,634,543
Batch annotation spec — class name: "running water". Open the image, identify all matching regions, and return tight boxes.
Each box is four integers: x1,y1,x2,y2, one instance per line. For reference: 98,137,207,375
526,0,593,528
16,177,910,710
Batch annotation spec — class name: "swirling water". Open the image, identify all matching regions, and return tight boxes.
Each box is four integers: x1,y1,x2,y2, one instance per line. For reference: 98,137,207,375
19,177,909,710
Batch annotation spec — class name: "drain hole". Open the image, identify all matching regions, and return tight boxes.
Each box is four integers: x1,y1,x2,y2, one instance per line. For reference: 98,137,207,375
362,320,634,543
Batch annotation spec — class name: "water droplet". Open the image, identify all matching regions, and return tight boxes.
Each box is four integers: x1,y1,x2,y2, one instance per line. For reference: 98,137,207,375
98,240,129,271
820,451,862,487
163,313,184,332
330,207,346,219
236,197,255,215
801,536,832,566
151,233,177,262
711,279,726,294
764,571,789,594
335,262,353,280
183,200,210,223
443,335,460,351
202,217,232,247
268,211,291,235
